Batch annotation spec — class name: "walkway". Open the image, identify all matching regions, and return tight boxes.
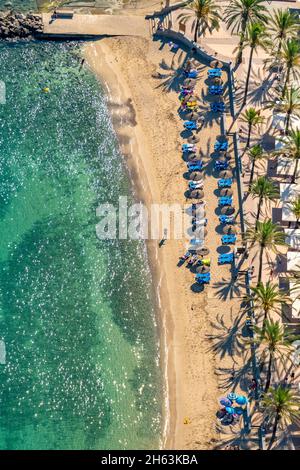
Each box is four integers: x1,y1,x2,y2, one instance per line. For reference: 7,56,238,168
42,13,148,38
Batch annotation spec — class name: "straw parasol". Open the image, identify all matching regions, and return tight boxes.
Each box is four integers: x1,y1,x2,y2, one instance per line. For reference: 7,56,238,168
188,135,200,144
196,265,210,273
219,170,233,178
186,111,199,120
183,78,196,87
190,189,204,199
220,188,233,197
214,77,224,85
189,171,203,181
197,247,210,256
210,59,223,69
192,209,206,217
223,225,237,234
221,206,235,215
193,227,208,237
217,156,227,162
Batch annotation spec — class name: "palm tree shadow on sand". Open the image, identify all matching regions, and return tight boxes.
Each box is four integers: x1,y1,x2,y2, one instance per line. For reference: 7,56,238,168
212,276,245,301
215,354,253,393
206,310,246,361
235,67,277,109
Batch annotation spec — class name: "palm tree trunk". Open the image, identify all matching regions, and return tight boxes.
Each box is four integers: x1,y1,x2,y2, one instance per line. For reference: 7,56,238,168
249,159,255,189
258,244,264,285
236,17,247,66
243,47,254,107
267,412,280,450
194,18,199,43
264,352,273,392
292,158,299,184
246,123,252,148
255,196,262,229
283,67,291,97
285,112,291,135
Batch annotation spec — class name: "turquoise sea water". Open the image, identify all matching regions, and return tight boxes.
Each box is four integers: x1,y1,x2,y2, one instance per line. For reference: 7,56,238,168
0,41,162,449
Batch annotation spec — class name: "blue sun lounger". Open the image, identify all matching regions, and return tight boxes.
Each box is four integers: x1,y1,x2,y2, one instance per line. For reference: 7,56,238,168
211,102,225,113
218,252,234,264
188,162,203,171
209,85,223,95
219,215,235,224
219,196,233,206
182,143,196,152
184,120,198,130
185,70,198,79
218,178,233,188
214,140,228,151
196,272,211,284
214,161,229,171
222,234,237,245
208,68,222,78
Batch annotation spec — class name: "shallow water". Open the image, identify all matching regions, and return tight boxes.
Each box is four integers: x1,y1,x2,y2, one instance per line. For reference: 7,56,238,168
0,41,162,450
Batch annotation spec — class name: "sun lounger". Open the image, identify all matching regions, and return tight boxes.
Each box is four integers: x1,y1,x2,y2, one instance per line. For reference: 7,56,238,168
184,121,198,130
214,140,228,151
188,162,203,171
182,144,197,152
189,181,203,190
219,196,233,206
210,102,225,113
195,272,211,284
222,234,237,244
186,70,198,79
214,161,229,170
218,252,234,264
208,68,222,78
209,85,224,95
192,218,207,226
219,215,235,224
218,178,233,188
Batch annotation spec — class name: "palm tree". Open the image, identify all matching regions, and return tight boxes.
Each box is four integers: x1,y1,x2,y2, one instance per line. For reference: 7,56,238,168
252,320,296,392
224,0,268,65
262,385,300,449
249,176,279,227
267,9,299,59
245,220,286,284
280,39,300,95
290,196,300,228
240,108,265,148
275,129,300,183
248,144,264,188
241,22,269,106
266,87,300,134
248,282,289,325
177,0,221,43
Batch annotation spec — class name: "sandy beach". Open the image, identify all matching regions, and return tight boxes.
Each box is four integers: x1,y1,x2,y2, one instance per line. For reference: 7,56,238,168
84,14,250,448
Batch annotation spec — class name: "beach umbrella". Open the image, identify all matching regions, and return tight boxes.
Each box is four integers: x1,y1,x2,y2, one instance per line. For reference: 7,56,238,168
183,78,196,87
219,170,233,179
210,59,223,69
220,397,232,407
214,77,224,85
217,134,227,142
188,135,200,144
221,206,235,215
197,247,210,256
234,407,244,415
218,150,227,156
196,265,210,273
227,392,237,401
220,188,233,197
190,189,204,199
236,395,248,406
217,156,227,162
187,153,198,162
225,406,235,415
193,210,206,219
189,171,203,181
216,409,227,419
186,111,199,120
223,225,237,234
194,226,208,236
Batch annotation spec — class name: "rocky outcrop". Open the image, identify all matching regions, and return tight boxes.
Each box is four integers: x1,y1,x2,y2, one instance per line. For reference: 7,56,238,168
0,12,43,39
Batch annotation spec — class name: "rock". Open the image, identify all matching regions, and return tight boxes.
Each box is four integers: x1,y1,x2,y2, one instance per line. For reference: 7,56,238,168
0,12,43,39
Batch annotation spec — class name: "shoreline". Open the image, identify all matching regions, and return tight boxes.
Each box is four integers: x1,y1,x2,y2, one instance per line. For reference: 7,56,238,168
84,33,220,450
84,39,176,449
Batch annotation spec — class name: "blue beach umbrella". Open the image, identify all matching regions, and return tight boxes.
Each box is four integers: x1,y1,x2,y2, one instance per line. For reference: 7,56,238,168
227,392,237,401
236,395,248,406
220,398,232,407
234,407,244,415
225,406,234,414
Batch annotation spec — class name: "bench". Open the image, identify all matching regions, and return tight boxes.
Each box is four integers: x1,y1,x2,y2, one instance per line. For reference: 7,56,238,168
54,10,74,19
